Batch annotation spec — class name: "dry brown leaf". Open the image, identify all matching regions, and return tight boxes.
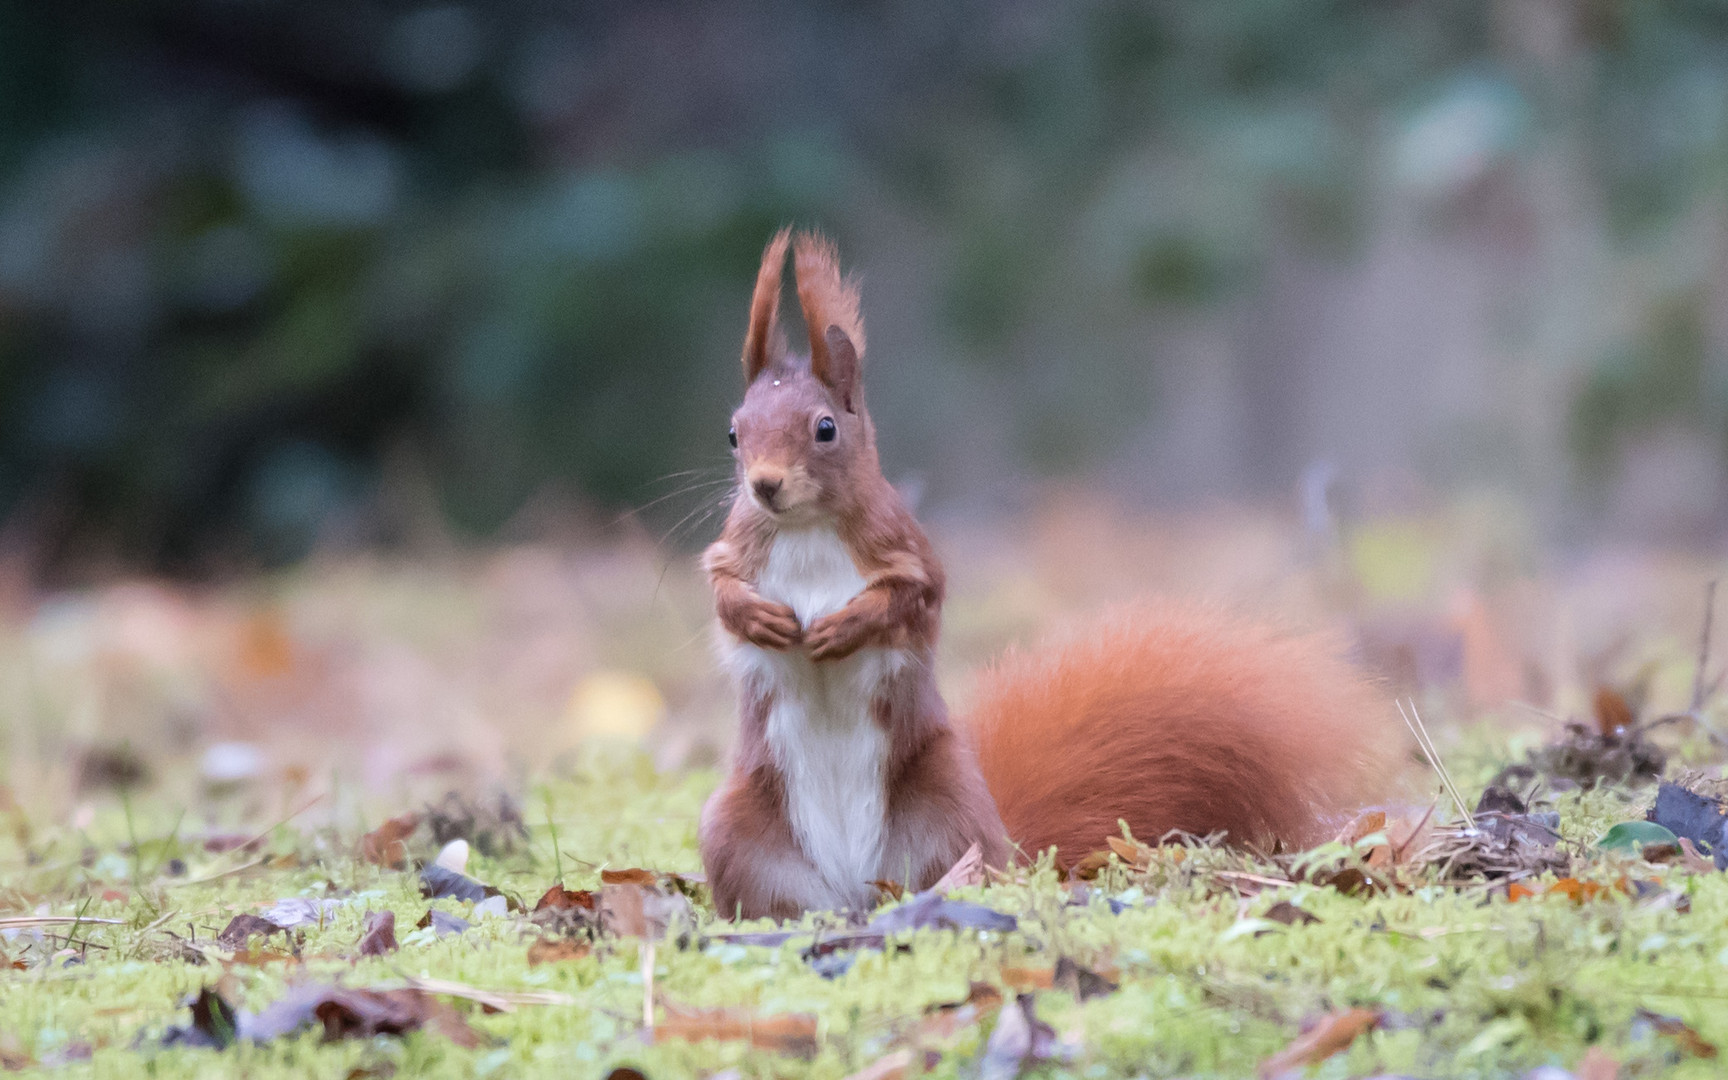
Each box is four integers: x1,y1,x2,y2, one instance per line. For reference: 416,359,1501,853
532,884,596,912
526,938,590,966
871,879,906,903
1069,851,1112,880
915,985,1002,1045
1000,965,1054,992
1262,901,1320,927
1334,810,1387,846
1106,836,1152,868
1257,1007,1380,1078
356,911,397,957
842,1048,913,1080
930,841,984,892
599,868,657,886
359,814,420,870
1637,1009,1718,1058
653,1002,818,1057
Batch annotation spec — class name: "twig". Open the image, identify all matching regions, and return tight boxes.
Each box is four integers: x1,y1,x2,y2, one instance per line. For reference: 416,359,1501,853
1693,579,1718,714
641,941,656,1036
0,917,126,929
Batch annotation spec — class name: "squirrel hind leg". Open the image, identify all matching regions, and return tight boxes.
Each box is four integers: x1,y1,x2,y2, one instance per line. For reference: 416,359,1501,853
699,773,854,921
880,727,1012,890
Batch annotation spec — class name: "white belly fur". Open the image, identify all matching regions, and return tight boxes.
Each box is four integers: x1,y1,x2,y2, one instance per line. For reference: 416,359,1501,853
723,527,905,907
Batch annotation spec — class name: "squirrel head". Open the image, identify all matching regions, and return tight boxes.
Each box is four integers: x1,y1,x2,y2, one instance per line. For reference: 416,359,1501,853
727,229,881,525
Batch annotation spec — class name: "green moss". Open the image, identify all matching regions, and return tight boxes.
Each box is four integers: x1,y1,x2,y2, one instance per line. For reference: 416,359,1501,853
4,751,1727,1078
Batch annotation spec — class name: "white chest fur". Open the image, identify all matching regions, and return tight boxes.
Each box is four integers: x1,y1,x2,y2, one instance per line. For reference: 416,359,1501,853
726,527,904,908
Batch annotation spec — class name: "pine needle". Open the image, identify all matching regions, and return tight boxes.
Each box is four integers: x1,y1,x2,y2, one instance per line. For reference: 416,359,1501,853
1398,698,1474,826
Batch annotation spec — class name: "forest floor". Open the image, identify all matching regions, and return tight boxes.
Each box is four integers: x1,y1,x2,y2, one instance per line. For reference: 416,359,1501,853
3,497,1728,1078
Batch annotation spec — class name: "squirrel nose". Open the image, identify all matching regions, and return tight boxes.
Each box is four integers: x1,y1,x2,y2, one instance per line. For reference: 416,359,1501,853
752,476,783,505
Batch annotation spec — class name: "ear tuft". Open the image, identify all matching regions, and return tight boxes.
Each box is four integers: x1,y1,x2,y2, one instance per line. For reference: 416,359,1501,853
793,231,865,400
742,228,792,384
823,324,860,413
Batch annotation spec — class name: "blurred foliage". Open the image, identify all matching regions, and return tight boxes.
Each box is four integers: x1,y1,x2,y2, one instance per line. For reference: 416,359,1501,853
0,1,1725,573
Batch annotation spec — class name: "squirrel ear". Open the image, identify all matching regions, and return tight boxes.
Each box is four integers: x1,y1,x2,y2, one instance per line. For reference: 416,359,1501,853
793,231,866,409
742,228,791,385
821,325,860,413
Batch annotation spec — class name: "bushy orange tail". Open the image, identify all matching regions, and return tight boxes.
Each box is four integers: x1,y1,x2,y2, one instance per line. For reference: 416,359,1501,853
964,602,1403,863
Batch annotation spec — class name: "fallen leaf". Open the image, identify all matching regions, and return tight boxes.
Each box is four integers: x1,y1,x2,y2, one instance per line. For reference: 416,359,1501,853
533,884,596,912
527,938,591,966
653,1002,818,1057
1635,1008,1718,1058
1106,836,1152,868
1052,957,1118,1001
1308,866,1385,896
1068,851,1113,879
1597,821,1679,854
418,864,500,905
979,994,1062,1080
1257,1008,1380,1079
869,891,1017,934
217,914,284,951
415,910,471,937
261,898,346,930
1335,810,1388,846
1650,782,1728,869
1263,901,1321,927
843,1048,914,1080
1000,966,1053,992
599,868,658,886
871,879,906,903
250,985,483,1047
356,911,397,956
358,814,420,870
930,842,985,892
599,882,690,940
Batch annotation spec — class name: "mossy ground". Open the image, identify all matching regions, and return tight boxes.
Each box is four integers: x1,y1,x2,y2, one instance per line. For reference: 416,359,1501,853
3,748,1726,1080
3,506,1726,1078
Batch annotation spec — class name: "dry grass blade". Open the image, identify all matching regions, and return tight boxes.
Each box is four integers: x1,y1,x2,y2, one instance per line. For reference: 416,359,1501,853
402,976,575,1011
1398,699,1473,825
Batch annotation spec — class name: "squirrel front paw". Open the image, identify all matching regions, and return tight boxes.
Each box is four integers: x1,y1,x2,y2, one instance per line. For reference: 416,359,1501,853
804,610,871,661
727,598,802,650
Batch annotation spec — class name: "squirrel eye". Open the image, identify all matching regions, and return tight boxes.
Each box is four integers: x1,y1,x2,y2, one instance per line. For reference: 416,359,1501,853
727,425,738,449
815,416,837,443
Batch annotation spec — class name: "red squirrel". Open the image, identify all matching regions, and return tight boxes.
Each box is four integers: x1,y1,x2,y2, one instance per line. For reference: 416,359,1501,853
698,229,1398,920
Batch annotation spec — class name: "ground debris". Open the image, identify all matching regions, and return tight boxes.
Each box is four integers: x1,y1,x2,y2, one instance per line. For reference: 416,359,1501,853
653,1000,818,1057
1647,780,1728,869
158,982,485,1048
1405,786,1570,881
1258,1007,1380,1079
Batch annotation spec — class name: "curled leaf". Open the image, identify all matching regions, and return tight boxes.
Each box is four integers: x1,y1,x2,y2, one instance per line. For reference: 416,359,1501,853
1257,1007,1380,1079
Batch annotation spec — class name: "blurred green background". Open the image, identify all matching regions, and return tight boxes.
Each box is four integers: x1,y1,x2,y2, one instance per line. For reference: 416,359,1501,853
2,0,1727,577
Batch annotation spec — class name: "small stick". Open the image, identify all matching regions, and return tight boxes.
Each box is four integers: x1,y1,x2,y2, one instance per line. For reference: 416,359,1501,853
1693,579,1718,714
641,941,657,1037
